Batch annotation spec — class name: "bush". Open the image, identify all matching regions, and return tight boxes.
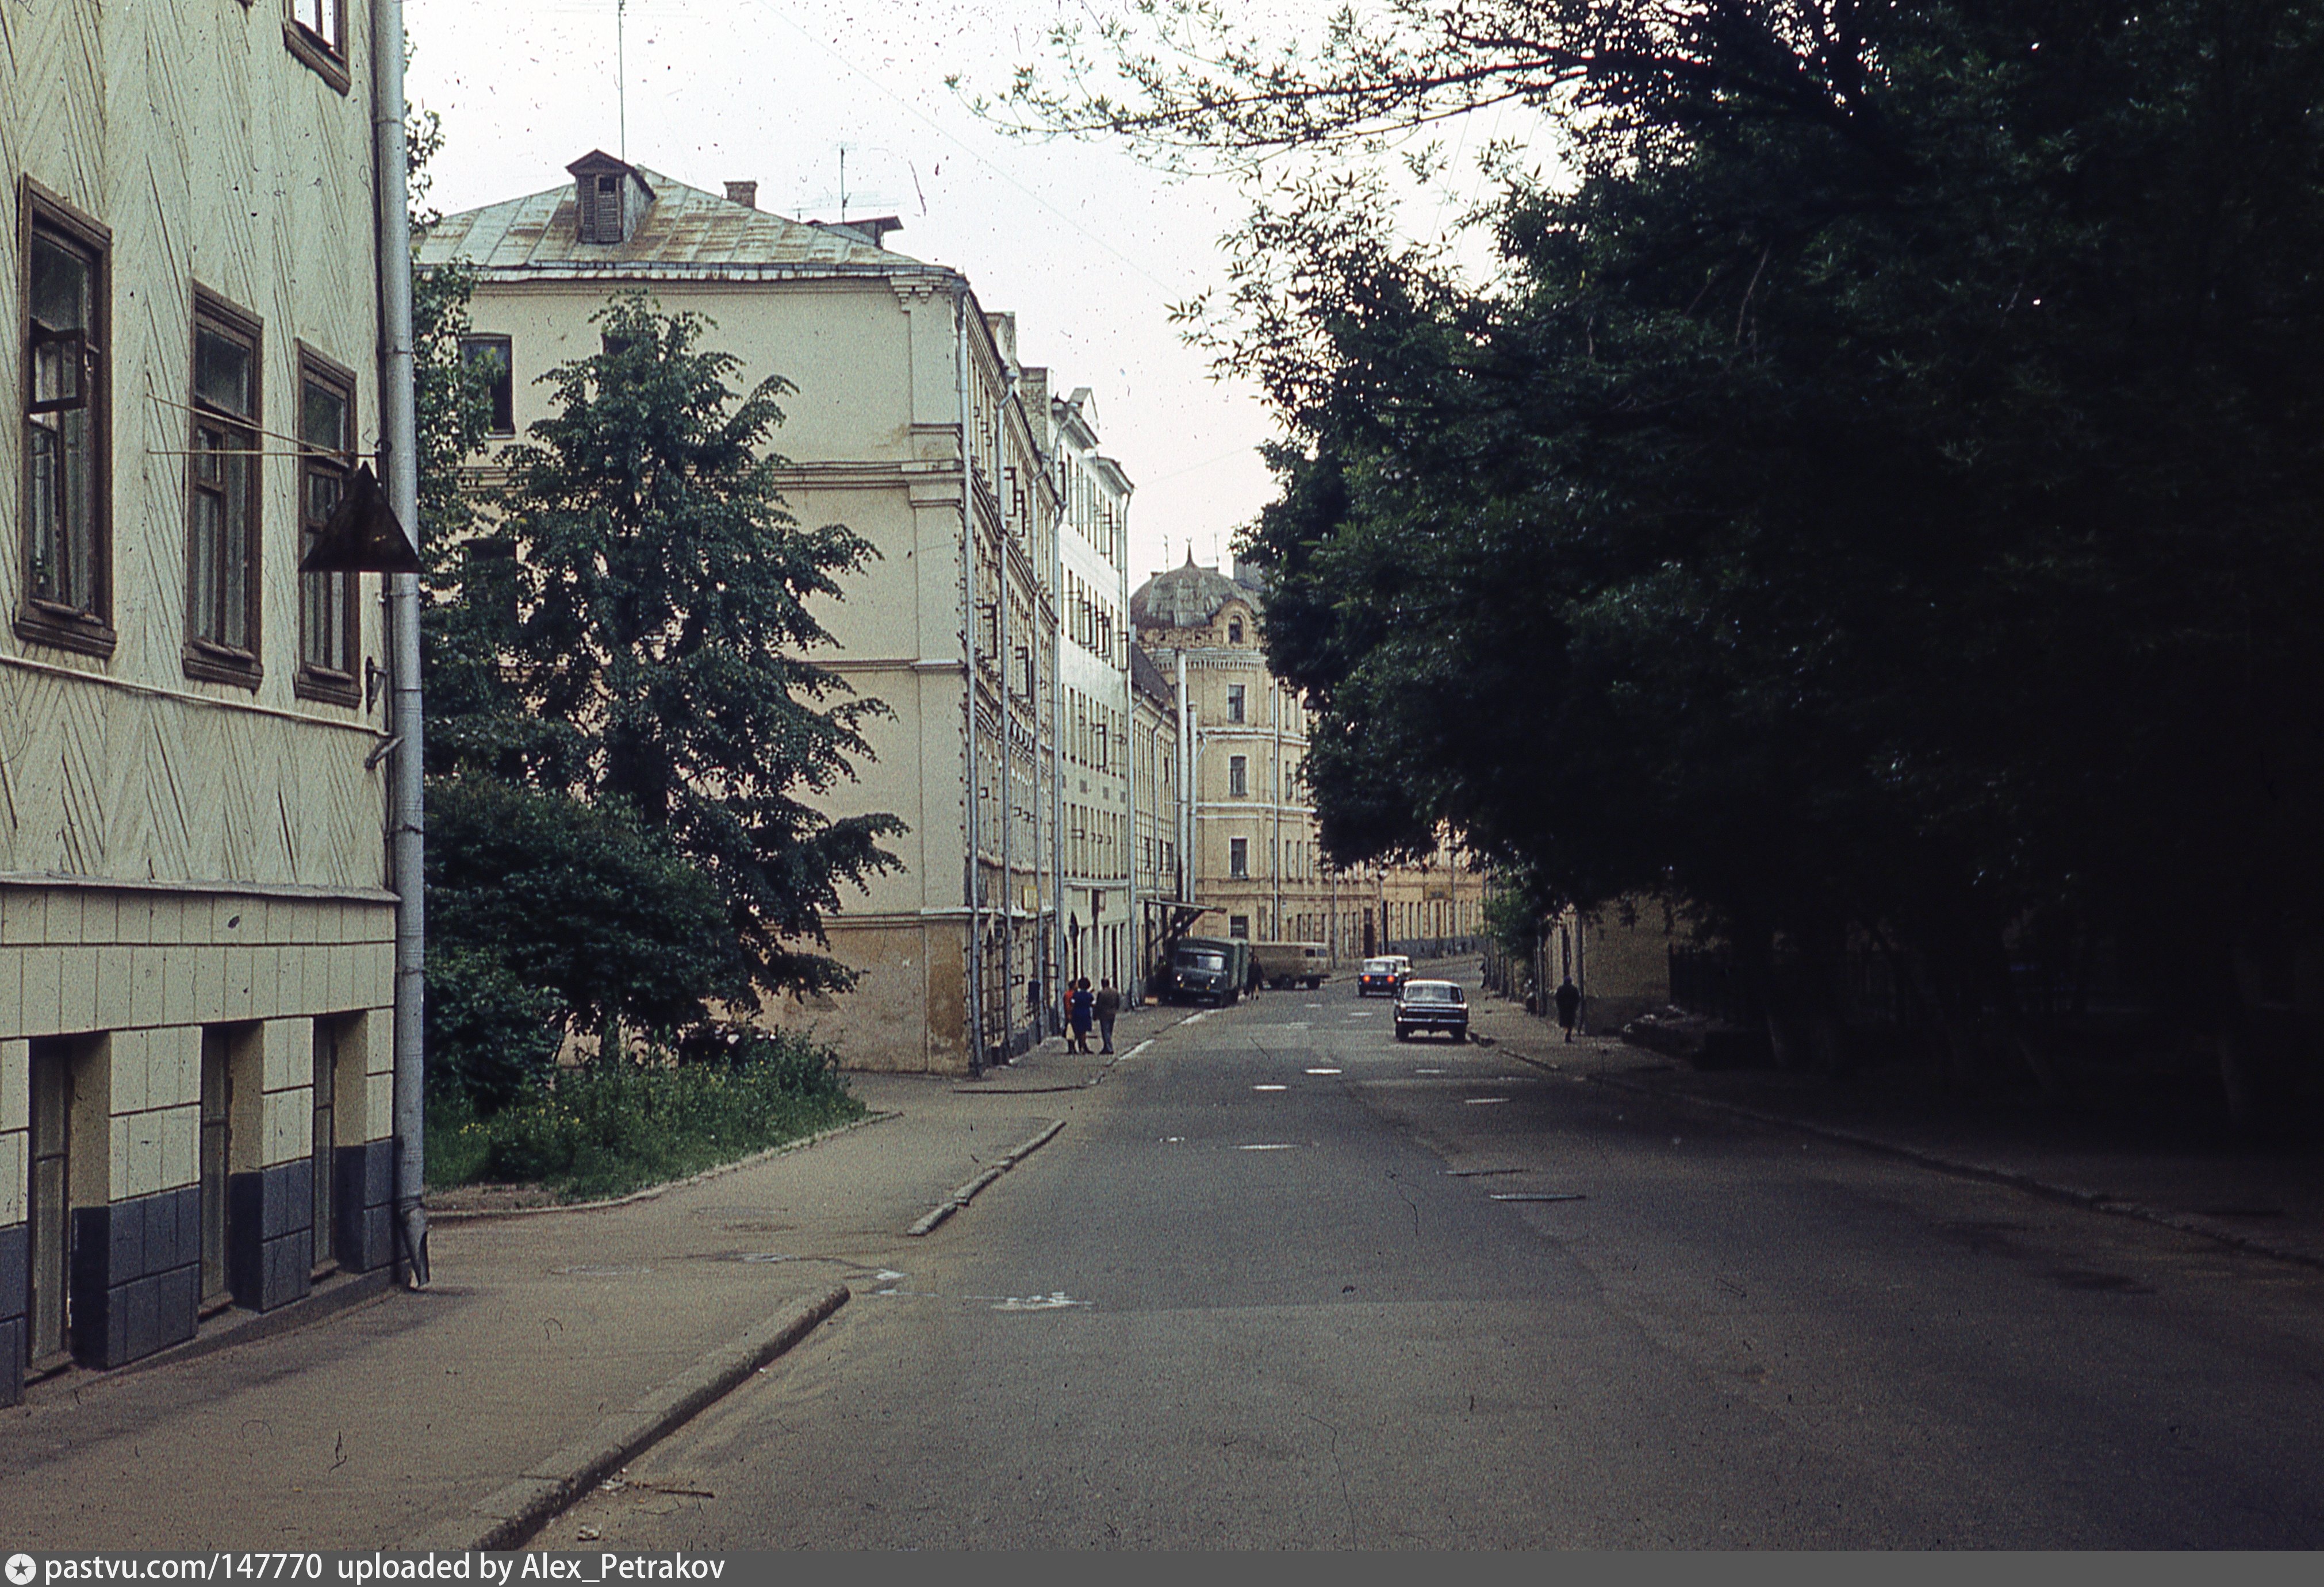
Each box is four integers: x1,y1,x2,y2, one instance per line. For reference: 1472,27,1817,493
426,1030,861,1201
425,943,563,1113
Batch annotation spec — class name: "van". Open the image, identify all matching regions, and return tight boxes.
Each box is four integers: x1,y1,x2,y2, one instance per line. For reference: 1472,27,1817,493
1252,940,1329,989
1158,936,1250,1005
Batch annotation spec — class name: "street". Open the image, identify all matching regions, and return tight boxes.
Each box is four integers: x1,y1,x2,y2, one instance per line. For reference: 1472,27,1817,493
547,966,2324,1548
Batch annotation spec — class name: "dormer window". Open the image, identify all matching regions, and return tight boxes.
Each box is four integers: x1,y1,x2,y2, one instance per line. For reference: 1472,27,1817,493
566,152,653,247
1228,617,1244,644
583,174,623,243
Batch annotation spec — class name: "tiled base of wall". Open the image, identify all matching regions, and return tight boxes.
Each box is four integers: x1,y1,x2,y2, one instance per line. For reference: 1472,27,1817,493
227,1162,313,1315
335,1139,393,1274
68,1185,201,1371
0,1224,23,1405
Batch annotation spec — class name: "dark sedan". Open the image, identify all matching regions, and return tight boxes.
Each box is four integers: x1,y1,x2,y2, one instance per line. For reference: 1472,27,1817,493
1394,979,1469,1041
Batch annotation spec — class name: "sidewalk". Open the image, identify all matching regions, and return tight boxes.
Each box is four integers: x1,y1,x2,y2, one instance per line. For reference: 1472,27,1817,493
0,1009,1185,1552
1466,989,2324,1271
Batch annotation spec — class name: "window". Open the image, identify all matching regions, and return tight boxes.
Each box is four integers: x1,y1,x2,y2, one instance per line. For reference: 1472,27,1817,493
186,291,262,681
28,1039,74,1367
296,348,360,700
459,335,513,433
1229,913,1249,938
1227,617,1244,644
283,0,350,90
1226,684,1246,723
21,186,111,654
312,1022,339,1275
1230,838,1249,879
197,1036,233,1310
1229,755,1248,798
582,174,627,244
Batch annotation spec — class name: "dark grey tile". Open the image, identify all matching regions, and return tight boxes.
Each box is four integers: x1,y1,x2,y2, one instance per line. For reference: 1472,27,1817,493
0,1223,26,1324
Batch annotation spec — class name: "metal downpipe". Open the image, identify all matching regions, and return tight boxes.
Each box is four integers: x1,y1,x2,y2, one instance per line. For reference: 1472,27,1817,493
372,0,428,1286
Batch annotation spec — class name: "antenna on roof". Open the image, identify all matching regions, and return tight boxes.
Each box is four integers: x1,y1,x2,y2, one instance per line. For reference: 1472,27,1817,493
838,145,849,220
616,0,628,162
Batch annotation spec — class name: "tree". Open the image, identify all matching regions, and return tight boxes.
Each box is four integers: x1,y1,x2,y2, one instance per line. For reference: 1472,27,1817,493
478,294,905,1000
426,774,750,1039
1021,0,2324,1103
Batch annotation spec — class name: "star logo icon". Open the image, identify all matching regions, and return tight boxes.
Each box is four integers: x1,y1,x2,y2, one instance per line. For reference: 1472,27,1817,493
6,1554,36,1585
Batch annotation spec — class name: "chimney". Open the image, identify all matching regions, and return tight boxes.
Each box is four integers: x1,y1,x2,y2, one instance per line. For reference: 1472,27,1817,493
724,180,758,210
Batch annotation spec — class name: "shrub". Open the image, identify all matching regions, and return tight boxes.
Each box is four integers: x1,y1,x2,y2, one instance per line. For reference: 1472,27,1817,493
428,1030,861,1201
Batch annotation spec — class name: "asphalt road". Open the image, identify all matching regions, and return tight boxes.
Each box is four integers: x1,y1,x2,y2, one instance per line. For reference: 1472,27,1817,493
552,966,2324,1548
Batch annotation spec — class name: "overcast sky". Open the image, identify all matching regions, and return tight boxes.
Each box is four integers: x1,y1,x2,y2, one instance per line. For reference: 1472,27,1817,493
402,0,1327,585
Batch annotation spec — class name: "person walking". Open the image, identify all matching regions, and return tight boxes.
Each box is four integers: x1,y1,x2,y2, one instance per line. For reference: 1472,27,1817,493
1554,977,1582,1043
1094,978,1122,1054
1069,977,1095,1054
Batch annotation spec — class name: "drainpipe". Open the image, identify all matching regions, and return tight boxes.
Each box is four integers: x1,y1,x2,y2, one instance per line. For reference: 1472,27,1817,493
1176,649,1194,914
1050,465,1067,1031
995,368,1017,1056
954,288,984,1076
371,0,427,1288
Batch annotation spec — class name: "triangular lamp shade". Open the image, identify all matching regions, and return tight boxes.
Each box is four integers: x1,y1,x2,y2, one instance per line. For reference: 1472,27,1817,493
301,463,420,574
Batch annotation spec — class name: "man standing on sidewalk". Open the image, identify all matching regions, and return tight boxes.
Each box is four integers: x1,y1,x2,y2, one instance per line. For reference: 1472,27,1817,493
1095,978,1122,1054
1555,977,1582,1043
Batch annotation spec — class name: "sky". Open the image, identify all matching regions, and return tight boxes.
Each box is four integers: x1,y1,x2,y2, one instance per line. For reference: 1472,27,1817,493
403,0,1317,586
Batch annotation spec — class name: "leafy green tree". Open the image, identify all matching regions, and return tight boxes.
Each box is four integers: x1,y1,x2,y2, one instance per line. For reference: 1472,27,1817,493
426,775,750,1034
1022,0,2324,1105
484,294,905,1000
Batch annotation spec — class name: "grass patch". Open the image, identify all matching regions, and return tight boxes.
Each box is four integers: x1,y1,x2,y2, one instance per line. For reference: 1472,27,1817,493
425,1031,865,1202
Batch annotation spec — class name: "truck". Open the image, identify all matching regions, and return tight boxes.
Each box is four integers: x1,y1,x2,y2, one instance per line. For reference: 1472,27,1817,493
1252,940,1329,989
1156,936,1251,1005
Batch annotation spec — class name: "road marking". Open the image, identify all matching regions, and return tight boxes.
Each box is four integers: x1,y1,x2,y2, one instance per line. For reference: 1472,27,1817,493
992,1292,1091,1311
1238,1143,1299,1151
1490,1192,1586,1203
1305,1067,1342,1075
1347,1010,1379,1018
1253,1084,1288,1092
551,1265,651,1276
1414,1067,1445,1075
1464,1097,1511,1105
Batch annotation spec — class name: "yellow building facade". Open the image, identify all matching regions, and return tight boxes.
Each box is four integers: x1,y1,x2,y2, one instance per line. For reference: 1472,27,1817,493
0,0,405,1397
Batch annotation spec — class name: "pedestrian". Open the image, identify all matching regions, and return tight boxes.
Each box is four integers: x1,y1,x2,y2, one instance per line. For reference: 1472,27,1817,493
1094,978,1122,1054
1554,977,1581,1043
1069,977,1095,1054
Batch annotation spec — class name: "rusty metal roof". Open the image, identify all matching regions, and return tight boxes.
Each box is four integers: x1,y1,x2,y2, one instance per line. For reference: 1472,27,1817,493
1131,556,1264,631
416,166,948,279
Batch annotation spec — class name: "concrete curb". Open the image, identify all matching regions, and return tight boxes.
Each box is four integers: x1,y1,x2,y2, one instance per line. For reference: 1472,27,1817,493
1493,1039,2324,1277
906,1120,1068,1236
408,1285,851,1552
428,1110,900,1224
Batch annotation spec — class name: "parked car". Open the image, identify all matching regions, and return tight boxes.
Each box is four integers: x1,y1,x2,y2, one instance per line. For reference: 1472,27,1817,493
1357,956,1408,997
1394,979,1470,1041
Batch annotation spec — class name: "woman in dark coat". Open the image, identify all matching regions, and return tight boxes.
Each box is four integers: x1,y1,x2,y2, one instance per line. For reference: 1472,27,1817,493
1069,978,1096,1053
